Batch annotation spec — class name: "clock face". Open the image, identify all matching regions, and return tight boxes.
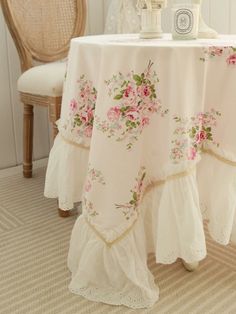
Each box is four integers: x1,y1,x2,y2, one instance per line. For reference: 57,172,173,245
174,9,193,34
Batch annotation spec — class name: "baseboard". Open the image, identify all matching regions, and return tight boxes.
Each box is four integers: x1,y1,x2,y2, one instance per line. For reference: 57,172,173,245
0,158,48,179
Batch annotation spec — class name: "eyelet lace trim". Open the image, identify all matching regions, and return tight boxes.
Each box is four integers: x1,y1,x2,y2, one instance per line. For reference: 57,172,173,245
156,247,207,264
69,286,158,309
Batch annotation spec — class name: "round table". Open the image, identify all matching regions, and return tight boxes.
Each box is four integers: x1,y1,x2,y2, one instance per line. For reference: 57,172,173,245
44,34,236,309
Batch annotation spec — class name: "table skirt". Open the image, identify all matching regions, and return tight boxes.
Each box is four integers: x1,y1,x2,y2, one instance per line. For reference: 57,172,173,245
45,134,236,308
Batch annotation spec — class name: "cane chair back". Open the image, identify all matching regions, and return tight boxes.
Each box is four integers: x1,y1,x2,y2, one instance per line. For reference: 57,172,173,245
1,0,87,71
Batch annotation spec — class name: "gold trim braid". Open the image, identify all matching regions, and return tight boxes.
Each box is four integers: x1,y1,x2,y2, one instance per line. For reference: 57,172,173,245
143,167,196,199
60,134,90,150
202,148,236,167
86,218,138,248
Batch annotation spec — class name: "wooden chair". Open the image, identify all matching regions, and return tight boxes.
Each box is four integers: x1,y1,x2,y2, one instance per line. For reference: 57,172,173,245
1,0,87,217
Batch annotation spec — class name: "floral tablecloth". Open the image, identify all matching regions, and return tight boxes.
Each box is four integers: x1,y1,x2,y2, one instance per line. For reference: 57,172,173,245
44,34,236,309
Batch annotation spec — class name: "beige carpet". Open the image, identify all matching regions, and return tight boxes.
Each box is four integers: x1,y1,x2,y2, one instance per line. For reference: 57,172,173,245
0,167,236,314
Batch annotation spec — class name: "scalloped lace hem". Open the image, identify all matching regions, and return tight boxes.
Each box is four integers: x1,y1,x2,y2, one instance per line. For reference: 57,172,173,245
156,247,206,265
68,215,159,309
69,286,158,309
43,193,80,211
206,219,236,246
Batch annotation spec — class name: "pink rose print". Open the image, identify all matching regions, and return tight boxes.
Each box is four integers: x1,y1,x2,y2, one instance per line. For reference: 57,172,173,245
64,75,97,139
141,117,150,126
96,61,168,150
124,84,134,98
83,166,106,218
87,107,94,121
70,99,78,112
116,167,146,220
227,54,236,65
137,85,151,97
209,47,223,57
200,46,236,65
125,107,140,121
83,197,98,218
84,180,92,192
84,125,93,137
196,130,207,144
107,106,121,122
143,86,150,96
188,147,197,161
171,109,221,163
197,112,204,122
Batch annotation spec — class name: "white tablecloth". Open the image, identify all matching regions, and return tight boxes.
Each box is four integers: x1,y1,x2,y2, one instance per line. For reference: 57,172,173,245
45,34,236,309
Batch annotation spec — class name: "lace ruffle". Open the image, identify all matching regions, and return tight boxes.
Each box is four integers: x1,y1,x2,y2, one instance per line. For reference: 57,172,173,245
44,135,89,210
104,0,140,34
141,169,207,264
68,215,159,309
197,153,236,245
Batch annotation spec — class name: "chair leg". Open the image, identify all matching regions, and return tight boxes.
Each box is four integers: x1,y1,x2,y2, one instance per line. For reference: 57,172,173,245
58,208,70,217
182,260,199,272
52,122,59,139
49,102,61,139
23,104,34,178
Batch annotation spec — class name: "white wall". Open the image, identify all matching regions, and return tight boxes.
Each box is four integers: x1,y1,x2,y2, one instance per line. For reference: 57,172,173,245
0,0,236,169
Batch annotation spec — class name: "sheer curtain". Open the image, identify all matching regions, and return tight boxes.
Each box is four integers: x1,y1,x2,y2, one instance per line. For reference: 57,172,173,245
104,0,140,34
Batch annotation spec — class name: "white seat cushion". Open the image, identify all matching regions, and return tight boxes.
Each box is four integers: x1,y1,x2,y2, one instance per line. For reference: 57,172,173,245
17,62,66,97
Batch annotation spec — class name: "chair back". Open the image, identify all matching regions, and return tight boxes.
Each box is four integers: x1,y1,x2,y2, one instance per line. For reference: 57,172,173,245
1,0,87,71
